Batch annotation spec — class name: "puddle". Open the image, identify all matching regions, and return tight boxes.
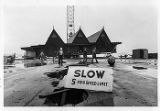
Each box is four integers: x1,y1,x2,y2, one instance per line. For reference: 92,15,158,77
44,72,59,78
43,88,88,106
132,66,147,70
44,69,68,79
4,65,15,69
51,81,59,87
65,64,89,68
24,62,46,68
4,60,47,69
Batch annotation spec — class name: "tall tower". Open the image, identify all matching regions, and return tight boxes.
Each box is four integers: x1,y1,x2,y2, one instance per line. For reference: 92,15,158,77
67,5,75,43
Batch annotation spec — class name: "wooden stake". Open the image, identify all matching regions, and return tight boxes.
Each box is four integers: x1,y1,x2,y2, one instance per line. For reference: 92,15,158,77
60,92,67,106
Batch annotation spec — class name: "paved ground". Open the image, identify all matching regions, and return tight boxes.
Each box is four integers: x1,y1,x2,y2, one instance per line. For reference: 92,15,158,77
4,59,157,106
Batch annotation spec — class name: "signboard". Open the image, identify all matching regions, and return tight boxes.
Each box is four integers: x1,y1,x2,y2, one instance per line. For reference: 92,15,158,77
64,67,113,92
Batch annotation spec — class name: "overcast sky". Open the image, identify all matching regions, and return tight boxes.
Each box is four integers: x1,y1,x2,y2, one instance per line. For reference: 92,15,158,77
2,0,158,55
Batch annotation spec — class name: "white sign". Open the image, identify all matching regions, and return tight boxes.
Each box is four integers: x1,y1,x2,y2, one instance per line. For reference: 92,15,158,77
64,67,113,92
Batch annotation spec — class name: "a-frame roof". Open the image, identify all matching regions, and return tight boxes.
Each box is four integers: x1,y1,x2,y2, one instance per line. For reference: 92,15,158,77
87,28,111,43
43,27,65,57
67,30,79,43
87,30,102,43
88,28,122,45
87,28,122,53
68,28,89,44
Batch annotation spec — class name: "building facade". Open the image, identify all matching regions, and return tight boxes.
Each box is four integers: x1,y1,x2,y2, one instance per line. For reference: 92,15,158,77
21,27,121,59
132,49,148,59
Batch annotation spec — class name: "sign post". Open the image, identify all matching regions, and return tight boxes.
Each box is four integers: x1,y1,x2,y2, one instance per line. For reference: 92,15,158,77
64,67,113,92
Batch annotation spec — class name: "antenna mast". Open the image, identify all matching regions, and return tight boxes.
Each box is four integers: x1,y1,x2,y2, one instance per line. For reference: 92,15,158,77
67,5,75,43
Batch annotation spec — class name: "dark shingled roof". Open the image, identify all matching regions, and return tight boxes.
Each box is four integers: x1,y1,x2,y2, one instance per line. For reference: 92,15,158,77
88,28,122,45
43,27,65,57
21,45,45,50
68,28,89,44
67,30,79,43
87,30,102,43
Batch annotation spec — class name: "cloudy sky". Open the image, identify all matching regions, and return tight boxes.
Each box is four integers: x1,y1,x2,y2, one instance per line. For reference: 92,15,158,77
2,0,158,55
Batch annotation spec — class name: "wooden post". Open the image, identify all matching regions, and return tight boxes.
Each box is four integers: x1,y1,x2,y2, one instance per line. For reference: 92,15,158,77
60,92,67,106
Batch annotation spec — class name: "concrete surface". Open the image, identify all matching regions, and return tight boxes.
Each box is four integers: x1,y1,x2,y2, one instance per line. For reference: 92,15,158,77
4,59,157,106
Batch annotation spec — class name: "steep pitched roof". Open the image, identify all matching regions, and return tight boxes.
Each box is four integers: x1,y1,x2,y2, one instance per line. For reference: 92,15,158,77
43,27,65,57
68,28,89,44
88,28,122,53
87,28,111,43
87,30,102,43
68,30,79,43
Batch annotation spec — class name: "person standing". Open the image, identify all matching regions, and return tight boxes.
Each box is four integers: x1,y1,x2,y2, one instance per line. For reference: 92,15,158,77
57,47,63,66
52,55,55,64
83,47,87,64
39,51,45,65
91,47,98,63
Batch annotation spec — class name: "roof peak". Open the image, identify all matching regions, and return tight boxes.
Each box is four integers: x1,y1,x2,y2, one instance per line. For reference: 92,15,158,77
101,26,105,31
78,26,82,31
